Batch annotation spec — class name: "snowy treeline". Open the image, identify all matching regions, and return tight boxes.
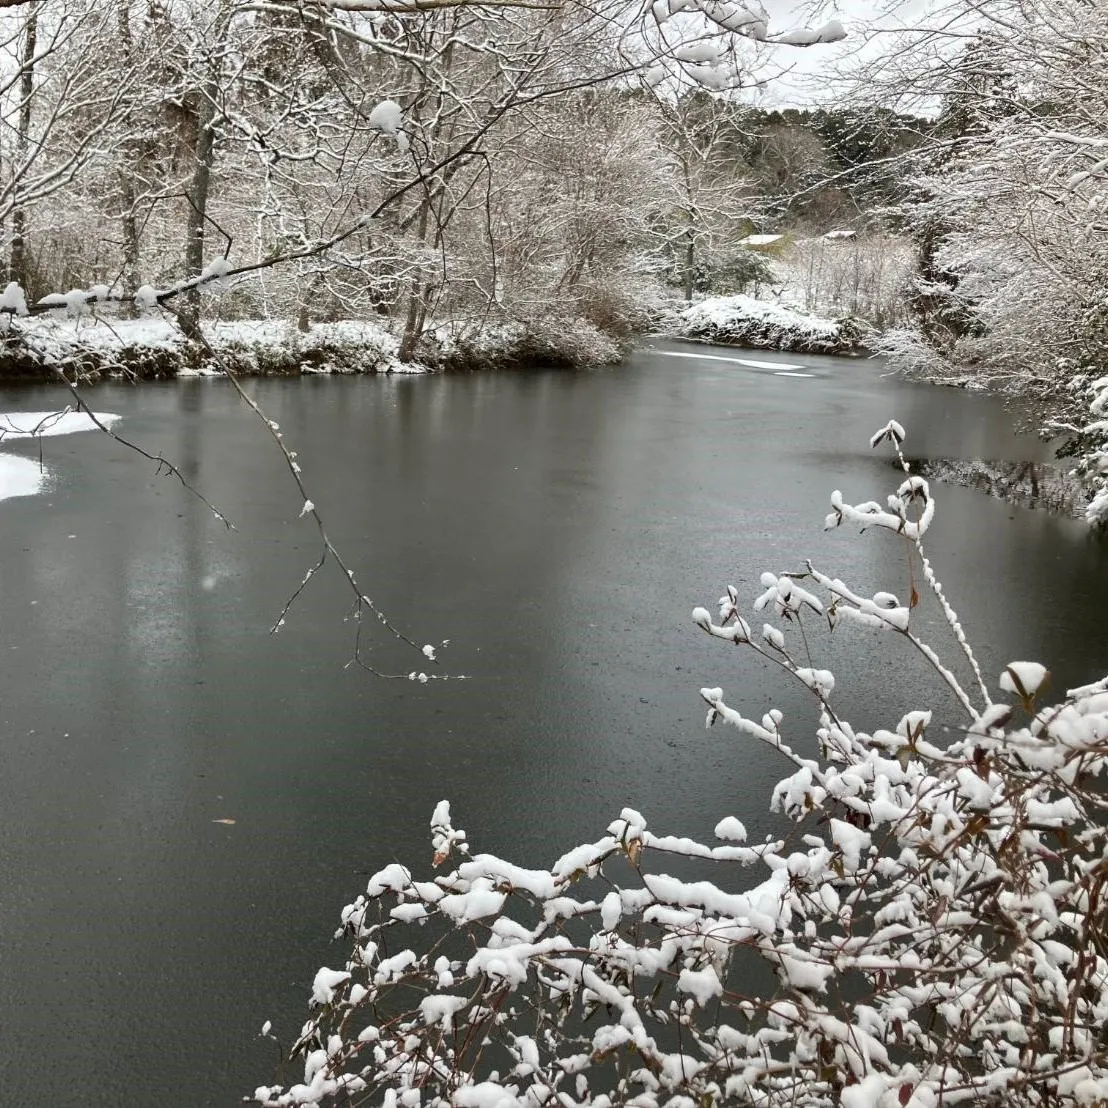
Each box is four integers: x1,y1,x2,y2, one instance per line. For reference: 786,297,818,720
0,0,859,368
859,0,1108,524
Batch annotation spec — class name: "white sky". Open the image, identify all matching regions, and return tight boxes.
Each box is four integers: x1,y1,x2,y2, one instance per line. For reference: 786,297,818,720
752,1,942,109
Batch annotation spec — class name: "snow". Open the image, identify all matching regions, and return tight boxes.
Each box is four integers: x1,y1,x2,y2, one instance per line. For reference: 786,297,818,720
1000,661,1049,697
134,285,161,310
738,233,784,246
714,816,747,842
418,994,468,1029
771,18,846,46
678,966,724,1005
0,454,45,501
840,1075,889,1108
311,967,351,1005
657,350,806,371
675,295,856,354
0,281,28,316
368,99,403,134
200,255,232,281
37,288,97,316
600,890,622,931
453,1083,520,1108
683,296,837,341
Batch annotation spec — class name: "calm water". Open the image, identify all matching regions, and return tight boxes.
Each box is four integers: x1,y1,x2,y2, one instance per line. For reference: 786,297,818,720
1,340,1106,1105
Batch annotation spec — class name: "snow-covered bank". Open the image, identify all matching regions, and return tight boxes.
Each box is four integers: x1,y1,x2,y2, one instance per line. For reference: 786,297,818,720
0,313,631,381
418,316,624,372
0,318,422,380
665,294,869,355
879,330,1108,529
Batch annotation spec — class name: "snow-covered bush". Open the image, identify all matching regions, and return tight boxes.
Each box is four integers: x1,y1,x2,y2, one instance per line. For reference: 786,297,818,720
1055,373,1108,529
252,421,1108,1108
423,315,623,372
875,327,962,382
676,294,869,354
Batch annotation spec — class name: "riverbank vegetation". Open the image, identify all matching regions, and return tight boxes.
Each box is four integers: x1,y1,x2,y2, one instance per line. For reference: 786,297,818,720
848,2,1108,526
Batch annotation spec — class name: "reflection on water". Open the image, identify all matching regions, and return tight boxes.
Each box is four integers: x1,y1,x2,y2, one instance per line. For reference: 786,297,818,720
903,457,1089,518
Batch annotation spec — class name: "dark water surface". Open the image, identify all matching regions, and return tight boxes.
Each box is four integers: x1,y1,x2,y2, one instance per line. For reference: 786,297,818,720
1,339,1106,1105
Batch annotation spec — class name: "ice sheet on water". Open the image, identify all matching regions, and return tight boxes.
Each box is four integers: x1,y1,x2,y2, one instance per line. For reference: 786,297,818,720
0,454,45,501
0,411,120,438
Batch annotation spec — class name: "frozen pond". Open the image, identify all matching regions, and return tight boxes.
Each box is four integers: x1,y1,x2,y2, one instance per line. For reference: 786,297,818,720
1,339,1106,1105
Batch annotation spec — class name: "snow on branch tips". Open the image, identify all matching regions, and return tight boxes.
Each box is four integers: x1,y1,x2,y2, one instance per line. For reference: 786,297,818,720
368,99,409,153
253,423,1108,1108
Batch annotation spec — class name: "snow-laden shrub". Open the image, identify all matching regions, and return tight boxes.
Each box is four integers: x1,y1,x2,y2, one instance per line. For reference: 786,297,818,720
676,294,868,354
253,421,1108,1108
875,327,964,382
210,321,405,376
425,316,622,371
1058,373,1108,529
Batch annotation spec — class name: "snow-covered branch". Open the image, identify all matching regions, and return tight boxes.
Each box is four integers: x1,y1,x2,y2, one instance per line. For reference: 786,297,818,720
252,423,1108,1107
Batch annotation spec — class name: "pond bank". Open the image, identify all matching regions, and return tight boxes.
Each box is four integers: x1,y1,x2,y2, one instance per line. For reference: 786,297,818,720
1,295,866,382
0,318,418,381
0,313,635,381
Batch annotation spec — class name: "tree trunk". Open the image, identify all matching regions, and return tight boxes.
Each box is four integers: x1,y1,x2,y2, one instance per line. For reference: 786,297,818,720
9,12,37,290
683,227,695,301
399,201,432,361
178,87,217,342
115,2,140,313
